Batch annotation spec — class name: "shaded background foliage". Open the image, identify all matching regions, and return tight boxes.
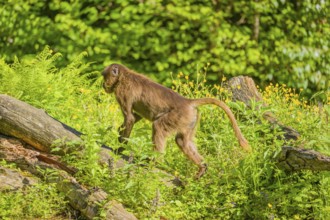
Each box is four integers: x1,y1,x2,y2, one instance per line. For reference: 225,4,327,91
0,0,329,95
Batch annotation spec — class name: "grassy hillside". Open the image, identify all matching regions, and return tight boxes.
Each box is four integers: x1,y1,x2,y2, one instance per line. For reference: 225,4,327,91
0,48,329,219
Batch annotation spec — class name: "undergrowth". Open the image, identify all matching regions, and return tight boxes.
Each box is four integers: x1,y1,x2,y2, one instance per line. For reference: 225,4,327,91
0,161,70,219
0,48,329,219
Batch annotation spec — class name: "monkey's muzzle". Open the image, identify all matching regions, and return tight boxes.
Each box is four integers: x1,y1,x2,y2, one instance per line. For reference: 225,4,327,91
103,82,114,93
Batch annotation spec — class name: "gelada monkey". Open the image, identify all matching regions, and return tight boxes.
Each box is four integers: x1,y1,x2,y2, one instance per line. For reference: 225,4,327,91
102,63,250,179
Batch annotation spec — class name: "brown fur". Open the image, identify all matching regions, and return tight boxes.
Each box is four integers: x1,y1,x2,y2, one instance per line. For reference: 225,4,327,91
102,63,250,179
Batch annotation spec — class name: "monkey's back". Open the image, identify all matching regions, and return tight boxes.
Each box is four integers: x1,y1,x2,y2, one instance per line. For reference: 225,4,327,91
126,72,190,121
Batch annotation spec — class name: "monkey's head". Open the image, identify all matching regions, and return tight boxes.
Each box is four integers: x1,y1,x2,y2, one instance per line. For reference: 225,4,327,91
102,64,123,93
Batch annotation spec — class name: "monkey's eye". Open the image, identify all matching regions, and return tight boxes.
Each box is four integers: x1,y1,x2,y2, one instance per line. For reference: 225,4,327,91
111,66,119,76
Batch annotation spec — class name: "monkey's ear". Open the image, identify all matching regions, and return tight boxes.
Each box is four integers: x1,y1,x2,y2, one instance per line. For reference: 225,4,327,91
112,66,119,76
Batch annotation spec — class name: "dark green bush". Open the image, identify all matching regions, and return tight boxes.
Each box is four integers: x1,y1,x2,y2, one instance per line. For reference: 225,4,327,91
0,0,329,95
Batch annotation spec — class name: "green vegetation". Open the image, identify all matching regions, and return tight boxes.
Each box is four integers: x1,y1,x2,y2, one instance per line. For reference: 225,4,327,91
0,183,69,219
0,0,329,96
0,48,329,219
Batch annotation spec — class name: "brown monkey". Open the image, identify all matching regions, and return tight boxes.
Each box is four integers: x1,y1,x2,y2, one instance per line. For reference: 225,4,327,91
102,63,250,179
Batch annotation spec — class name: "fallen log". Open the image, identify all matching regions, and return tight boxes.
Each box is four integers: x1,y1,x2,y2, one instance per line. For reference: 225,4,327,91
0,94,124,167
0,134,137,220
0,134,77,175
0,94,81,153
225,76,330,171
278,146,330,171
0,165,38,191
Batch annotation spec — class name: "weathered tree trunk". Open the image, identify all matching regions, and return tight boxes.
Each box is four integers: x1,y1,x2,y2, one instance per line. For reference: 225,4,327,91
278,146,330,171
0,135,137,220
0,94,81,153
225,76,330,171
0,94,118,166
0,165,38,191
253,0,260,42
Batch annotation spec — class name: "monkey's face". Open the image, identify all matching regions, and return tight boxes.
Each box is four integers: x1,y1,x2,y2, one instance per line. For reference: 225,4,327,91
102,64,120,93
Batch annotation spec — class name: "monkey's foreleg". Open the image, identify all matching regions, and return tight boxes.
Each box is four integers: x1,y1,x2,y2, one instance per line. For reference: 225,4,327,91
118,113,142,143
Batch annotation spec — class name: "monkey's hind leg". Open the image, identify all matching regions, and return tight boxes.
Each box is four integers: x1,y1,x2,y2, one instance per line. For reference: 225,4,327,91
152,116,174,154
175,133,207,179
149,118,173,167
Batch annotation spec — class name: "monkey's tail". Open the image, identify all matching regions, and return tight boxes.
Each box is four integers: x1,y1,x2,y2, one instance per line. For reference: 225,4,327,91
192,98,251,152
